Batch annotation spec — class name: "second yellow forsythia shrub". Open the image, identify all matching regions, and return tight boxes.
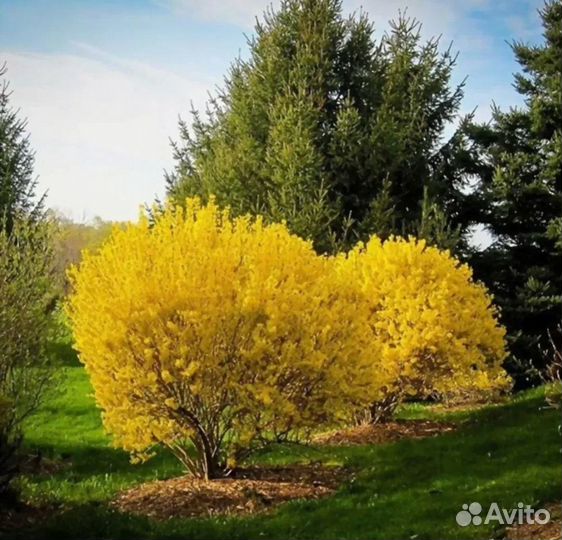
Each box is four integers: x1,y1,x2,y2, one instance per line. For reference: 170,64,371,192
338,236,511,418
67,199,376,479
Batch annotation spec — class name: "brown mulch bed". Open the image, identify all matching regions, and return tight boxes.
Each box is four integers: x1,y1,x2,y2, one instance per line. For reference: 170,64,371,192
0,502,57,533
505,503,561,540
313,419,456,446
113,464,350,520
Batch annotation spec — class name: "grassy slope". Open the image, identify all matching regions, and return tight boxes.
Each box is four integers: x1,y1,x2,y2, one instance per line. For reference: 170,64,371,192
8,365,561,540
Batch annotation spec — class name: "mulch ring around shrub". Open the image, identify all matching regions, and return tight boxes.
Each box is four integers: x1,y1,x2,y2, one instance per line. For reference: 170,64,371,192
505,502,561,540
112,464,351,520
313,419,456,446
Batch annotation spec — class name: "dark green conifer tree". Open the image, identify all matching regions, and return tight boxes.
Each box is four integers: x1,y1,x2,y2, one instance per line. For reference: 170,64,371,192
470,1,562,386
0,63,43,234
167,0,474,253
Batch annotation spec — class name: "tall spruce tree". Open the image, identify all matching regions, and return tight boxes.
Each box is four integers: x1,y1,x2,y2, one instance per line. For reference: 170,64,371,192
0,63,43,234
0,64,56,498
470,1,562,387
166,0,475,253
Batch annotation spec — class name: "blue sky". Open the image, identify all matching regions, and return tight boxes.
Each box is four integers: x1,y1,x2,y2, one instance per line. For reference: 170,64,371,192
0,0,544,222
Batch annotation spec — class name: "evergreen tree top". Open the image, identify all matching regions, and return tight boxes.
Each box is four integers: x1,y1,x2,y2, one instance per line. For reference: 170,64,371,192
0,62,44,234
167,0,472,254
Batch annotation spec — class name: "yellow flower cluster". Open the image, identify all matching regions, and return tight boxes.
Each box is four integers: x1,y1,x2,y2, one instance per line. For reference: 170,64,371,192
66,198,376,478
337,236,511,410
67,200,510,477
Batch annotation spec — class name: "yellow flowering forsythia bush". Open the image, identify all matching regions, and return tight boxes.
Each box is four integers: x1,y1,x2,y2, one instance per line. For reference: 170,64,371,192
68,199,510,477
67,199,377,479
338,237,511,421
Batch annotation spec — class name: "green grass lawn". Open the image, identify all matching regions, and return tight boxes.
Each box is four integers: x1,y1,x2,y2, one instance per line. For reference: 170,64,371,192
6,364,561,540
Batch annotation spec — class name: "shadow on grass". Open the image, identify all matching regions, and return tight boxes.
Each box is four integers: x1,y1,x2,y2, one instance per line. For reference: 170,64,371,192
23,444,181,478
10,388,561,540
46,339,80,368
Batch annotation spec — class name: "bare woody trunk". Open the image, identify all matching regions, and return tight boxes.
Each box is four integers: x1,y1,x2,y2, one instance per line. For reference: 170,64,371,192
168,407,225,480
368,394,400,424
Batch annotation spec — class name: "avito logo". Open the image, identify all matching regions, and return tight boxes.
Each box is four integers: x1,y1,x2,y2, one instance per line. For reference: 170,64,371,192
456,502,550,527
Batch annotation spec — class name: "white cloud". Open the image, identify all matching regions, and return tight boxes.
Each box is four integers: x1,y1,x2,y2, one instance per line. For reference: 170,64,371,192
157,0,539,61
159,0,277,27
1,48,212,221
2,0,542,221
160,0,489,37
